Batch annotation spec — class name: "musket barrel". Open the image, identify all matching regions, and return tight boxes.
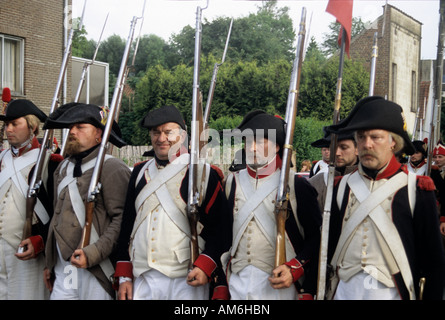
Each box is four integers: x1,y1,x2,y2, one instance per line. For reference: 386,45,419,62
80,1,146,248
274,7,306,269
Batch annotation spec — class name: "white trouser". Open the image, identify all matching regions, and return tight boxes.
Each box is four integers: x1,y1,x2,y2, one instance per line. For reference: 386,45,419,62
334,271,401,300
229,265,297,300
133,269,209,300
0,238,49,300
50,246,113,300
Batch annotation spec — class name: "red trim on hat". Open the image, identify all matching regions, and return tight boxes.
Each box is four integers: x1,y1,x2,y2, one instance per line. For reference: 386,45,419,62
193,254,216,278
433,144,445,156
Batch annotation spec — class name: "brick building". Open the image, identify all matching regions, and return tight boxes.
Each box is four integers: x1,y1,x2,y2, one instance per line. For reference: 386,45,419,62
349,4,422,135
0,0,72,126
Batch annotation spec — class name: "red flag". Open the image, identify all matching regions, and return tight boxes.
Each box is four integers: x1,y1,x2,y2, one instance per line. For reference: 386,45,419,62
326,0,353,57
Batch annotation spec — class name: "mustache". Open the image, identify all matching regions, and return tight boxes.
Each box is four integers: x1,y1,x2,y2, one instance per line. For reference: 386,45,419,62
359,150,378,158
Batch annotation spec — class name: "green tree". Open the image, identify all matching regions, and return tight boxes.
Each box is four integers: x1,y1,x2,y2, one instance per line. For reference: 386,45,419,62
321,17,369,57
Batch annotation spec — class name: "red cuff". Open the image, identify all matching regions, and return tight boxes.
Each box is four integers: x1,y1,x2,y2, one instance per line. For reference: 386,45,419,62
29,235,44,256
440,216,445,223
285,258,304,282
114,261,133,279
193,254,217,278
211,285,230,300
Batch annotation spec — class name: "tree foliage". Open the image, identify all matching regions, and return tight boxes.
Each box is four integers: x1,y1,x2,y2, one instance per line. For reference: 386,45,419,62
72,0,371,163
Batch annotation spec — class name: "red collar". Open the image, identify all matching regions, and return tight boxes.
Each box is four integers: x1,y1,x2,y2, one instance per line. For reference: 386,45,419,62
247,155,282,179
14,136,40,157
363,154,403,180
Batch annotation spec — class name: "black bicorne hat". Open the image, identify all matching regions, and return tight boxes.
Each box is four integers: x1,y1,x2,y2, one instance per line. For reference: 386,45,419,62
328,96,415,155
412,139,428,157
140,105,186,130
234,110,286,148
311,125,356,148
43,102,127,148
0,99,47,122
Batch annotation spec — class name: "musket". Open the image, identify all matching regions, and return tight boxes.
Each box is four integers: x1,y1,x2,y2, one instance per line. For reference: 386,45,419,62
187,0,208,271
368,31,378,96
19,0,87,253
79,1,146,249
274,7,306,268
60,12,109,156
316,27,347,300
203,18,233,131
198,17,233,200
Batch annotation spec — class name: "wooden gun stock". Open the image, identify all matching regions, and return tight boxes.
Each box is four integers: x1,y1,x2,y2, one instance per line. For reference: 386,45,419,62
80,201,95,249
274,202,289,267
187,206,200,271
22,196,36,241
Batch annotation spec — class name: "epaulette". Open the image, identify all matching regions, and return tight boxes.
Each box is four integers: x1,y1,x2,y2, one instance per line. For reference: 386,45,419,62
417,175,436,191
50,154,64,162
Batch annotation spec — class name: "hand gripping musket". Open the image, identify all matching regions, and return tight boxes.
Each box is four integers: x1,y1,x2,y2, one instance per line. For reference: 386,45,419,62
19,1,88,253
316,28,347,300
274,7,306,268
187,1,208,271
79,2,146,249
60,12,109,156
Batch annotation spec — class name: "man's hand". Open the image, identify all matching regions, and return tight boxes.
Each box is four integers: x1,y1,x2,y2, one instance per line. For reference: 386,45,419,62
118,280,133,300
186,267,208,287
15,238,35,260
70,249,88,268
43,268,54,292
268,264,293,289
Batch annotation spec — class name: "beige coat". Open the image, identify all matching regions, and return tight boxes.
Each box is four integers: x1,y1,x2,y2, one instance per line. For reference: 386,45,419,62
45,147,131,297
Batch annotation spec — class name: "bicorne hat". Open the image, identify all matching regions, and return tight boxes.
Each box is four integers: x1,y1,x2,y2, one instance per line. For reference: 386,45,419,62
0,99,47,122
328,96,415,155
140,105,186,130
234,110,286,148
43,103,127,148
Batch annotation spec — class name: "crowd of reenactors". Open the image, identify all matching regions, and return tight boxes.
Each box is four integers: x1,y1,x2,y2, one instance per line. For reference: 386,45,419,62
0,94,444,300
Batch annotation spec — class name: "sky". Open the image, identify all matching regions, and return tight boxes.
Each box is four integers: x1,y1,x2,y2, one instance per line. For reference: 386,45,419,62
72,0,441,60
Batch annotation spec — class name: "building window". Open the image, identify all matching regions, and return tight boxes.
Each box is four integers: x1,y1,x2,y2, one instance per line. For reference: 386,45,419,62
391,63,397,101
0,34,24,95
411,71,417,112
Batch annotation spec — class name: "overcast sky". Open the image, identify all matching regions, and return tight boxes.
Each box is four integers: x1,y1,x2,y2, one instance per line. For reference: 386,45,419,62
72,0,440,60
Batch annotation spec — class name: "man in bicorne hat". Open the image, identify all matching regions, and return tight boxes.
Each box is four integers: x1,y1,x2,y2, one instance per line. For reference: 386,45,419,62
43,103,131,300
309,128,359,211
326,96,445,300
222,110,322,300
407,139,428,176
114,104,231,300
0,99,61,300
309,129,330,178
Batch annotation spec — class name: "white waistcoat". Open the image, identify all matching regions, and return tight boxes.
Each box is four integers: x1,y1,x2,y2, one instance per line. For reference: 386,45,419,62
229,169,297,275
130,155,207,279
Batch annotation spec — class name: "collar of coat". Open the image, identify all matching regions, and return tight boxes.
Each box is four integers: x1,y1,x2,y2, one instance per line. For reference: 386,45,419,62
360,154,404,181
246,154,282,179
